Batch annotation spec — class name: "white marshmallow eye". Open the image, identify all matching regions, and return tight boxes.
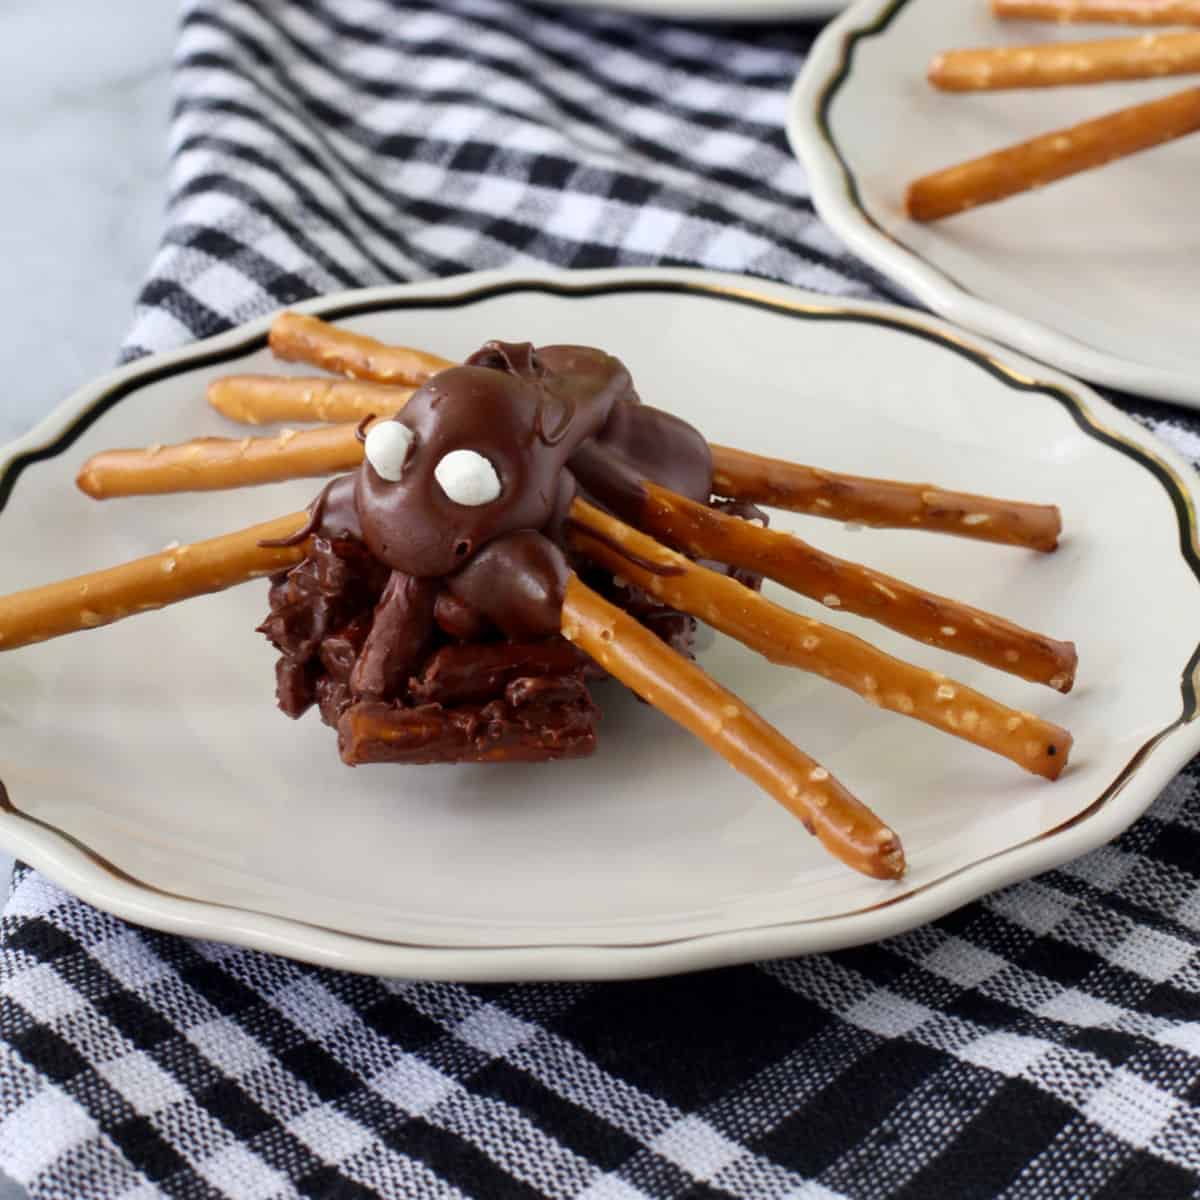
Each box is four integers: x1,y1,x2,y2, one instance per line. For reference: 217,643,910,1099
364,421,415,482
434,449,502,507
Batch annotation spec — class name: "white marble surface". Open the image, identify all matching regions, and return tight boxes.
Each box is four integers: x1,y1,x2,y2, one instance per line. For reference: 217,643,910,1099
0,6,174,1194
1,0,176,443
1,3,176,953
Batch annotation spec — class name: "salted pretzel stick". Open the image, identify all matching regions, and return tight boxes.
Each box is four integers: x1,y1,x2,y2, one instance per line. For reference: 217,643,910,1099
638,483,1076,691
710,445,1060,552
208,376,413,426
0,512,309,651
78,421,1069,570
77,423,373,499
270,311,453,386
930,32,1200,91
906,86,1200,222
993,0,1200,24
567,501,1070,780
561,575,905,879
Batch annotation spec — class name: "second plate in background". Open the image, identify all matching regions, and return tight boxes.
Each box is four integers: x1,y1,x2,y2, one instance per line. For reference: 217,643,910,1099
789,0,1200,408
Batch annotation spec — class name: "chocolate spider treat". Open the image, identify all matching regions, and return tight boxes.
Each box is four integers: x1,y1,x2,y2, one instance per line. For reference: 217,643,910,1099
0,309,1084,879
257,341,745,766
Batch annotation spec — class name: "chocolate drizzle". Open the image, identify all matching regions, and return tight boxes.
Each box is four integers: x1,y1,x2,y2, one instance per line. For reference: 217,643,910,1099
258,476,343,547
468,341,577,446
535,388,575,448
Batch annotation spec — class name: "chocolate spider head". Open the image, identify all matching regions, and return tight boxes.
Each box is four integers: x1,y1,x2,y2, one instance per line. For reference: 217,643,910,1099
355,343,578,578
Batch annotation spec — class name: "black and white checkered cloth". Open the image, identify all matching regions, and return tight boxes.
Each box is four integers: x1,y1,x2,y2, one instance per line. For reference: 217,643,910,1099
5,2,1200,1196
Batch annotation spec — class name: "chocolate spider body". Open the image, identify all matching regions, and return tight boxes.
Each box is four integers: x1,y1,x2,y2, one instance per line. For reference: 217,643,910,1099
261,341,722,763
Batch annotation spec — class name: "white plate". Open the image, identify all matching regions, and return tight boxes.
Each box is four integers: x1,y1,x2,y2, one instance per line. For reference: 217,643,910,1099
544,0,846,18
1,267,1198,981
788,0,1200,408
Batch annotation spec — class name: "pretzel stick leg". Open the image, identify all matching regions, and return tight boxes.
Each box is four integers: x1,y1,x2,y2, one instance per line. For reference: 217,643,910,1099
562,575,905,879
993,0,1200,25
710,445,1061,552
89,384,1067,563
930,33,1200,92
77,423,370,499
208,376,413,426
906,86,1200,223
76,423,1067,608
567,501,1071,780
638,484,1076,691
0,513,309,651
269,311,454,386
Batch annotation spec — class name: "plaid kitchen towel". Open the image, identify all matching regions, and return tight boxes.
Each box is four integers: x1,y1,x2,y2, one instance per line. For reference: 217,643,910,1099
5,1,1200,1197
